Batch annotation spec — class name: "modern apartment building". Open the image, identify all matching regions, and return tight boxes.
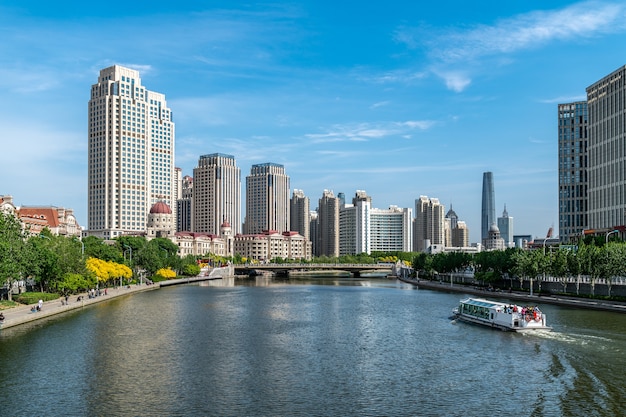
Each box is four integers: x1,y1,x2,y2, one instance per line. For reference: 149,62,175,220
193,153,241,236
558,101,588,242
339,190,372,255
290,189,310,241
87,65,175,239
317,190,340,257
370,206,412,253
586,68,625,233
451,221,469,248
244,163,290,234
414,196,445,252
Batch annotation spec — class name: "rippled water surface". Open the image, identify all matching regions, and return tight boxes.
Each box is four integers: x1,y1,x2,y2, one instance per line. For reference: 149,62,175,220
1,277,625,416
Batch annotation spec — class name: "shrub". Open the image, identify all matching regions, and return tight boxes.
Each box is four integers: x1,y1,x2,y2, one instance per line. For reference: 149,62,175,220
16,292,60,305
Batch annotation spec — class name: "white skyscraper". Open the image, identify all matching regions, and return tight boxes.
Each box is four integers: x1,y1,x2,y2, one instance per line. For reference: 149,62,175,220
87,65,175,238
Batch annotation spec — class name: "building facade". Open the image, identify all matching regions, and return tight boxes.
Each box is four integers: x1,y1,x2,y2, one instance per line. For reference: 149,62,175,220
370,206,412,253
317,190,340,257
177,175,193,232
451,220,469,248
339,191,372,255
193,153,241,236
497,204,514,247
481,172,496,243
233,230,310,261
414,196,445,252
558,101,588,242
586,68,625,233
290,189,310,241
87,65,175,239
244,163,290,234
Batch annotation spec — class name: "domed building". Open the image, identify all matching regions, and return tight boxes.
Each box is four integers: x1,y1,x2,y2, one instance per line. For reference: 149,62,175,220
483,223,505,251
146,201,175,239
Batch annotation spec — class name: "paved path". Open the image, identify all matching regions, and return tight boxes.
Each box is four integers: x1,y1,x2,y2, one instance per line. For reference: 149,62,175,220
0,284,159,330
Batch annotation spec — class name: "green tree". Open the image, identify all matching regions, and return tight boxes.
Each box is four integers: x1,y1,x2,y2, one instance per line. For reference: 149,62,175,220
0,211,27,300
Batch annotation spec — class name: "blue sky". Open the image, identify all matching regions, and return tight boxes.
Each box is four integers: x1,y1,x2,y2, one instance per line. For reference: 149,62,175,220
1,1,625,243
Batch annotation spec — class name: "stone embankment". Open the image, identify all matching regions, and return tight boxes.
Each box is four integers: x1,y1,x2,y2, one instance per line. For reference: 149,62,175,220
397,276,626,314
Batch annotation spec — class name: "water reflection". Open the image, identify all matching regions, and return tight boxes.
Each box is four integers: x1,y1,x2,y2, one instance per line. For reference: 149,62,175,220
1,277,625,416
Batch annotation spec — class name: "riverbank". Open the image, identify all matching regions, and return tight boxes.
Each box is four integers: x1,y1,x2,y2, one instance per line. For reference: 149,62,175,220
396,276,626,314
0,274,227,330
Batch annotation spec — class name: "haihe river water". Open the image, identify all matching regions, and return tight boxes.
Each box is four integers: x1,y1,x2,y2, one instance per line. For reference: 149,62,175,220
1,276,625,416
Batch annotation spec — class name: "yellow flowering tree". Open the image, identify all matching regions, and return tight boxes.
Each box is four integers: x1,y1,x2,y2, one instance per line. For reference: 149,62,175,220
155,267,176,280
86,257,132,285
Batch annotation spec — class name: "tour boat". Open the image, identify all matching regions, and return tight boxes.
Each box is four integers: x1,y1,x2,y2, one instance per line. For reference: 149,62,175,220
451,297,551,332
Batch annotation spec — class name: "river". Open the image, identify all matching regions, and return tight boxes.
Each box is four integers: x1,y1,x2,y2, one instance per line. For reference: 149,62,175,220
1,276,624,416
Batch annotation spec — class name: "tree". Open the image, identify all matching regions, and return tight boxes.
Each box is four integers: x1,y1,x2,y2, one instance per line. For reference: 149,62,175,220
0,211,27,300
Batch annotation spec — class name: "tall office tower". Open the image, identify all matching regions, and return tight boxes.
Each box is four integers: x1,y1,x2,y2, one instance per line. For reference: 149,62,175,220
413,196,445,252
558,101,589,241
177,175,193,232
310,210,319,257
193,153,241,235
587,67,626,233
497,204,514,246
87,65,175,239
318,190,340,257
452,221,469,247
339,190,372,255
481,172,496,242
245,163,290,234
290,189,310,241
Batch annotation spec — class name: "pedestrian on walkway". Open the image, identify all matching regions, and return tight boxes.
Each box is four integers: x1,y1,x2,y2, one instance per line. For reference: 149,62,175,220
38,299,43,311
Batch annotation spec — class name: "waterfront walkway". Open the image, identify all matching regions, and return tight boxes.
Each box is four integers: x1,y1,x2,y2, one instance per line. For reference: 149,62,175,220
397,277,626,314
0,275,224,330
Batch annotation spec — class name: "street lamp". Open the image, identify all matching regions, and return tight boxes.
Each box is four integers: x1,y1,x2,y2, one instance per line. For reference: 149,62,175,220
606,229,619,243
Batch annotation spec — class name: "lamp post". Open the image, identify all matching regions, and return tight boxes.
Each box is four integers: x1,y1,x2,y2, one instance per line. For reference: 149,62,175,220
605,229,619,243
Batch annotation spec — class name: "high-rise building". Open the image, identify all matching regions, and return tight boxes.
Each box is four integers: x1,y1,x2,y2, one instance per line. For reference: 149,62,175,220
339,190,372,255
370,206,413,253
558,101,588,242
413,196,445,252
309,210,319,257
177,175,193,232
444,205,458,247
452,221,469,248
290,189,310,241
481,172,495,242
318,190,340,257
586,68,625,233
244,163,290,234
87,65,175,239
193,153,241,236
497,204,514,246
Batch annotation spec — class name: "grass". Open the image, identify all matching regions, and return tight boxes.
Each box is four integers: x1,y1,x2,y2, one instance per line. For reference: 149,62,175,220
0,299,20,310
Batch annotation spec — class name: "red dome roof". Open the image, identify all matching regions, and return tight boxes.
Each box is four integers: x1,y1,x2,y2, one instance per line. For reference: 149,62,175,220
150,201,172,214
221,220,231,228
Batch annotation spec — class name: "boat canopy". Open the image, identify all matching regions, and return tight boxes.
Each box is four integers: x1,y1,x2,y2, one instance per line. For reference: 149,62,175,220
460,298,503,309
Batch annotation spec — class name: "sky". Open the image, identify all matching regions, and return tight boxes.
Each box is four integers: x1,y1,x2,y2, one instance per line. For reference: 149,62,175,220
1,1,626,244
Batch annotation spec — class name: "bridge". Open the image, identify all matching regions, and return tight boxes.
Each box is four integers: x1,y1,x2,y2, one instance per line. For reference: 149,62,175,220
233,263,393,278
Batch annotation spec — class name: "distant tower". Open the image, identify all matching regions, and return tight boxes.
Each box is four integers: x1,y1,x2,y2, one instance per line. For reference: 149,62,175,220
318,190,340,257
481,172,496,242
497,204,514,246
177,175,193,232
290,189,310,240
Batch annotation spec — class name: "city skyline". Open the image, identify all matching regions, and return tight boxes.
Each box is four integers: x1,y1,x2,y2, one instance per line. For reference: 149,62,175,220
2,1,626,243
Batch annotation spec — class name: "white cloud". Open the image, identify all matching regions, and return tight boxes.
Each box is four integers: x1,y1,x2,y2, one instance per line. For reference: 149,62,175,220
305,120,436,144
